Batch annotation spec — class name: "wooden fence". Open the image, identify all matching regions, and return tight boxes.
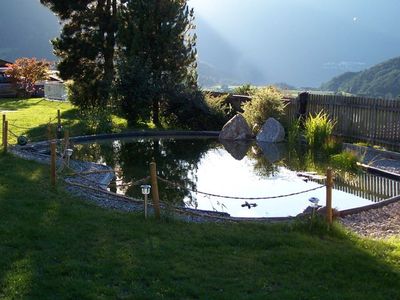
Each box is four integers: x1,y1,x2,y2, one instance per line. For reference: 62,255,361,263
334,172,400,203
285,94,400,147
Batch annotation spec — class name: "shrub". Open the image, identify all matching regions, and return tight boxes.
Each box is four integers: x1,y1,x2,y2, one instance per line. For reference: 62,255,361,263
204,93,235,122
330,151,359,172
242,86,285,132
287,119,301,145
304,111,335,149
233,84,257,96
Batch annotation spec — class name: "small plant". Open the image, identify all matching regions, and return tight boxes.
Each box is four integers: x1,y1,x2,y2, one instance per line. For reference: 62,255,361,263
330,151,359,172
304,111,335,149
243,86,286,133
287,119,301,145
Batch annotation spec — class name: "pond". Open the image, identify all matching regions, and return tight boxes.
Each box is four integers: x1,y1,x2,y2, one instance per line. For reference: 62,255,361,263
71,137,400,218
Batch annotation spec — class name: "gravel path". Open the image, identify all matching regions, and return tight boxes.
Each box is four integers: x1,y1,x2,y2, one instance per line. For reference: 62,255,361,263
339,144,400,239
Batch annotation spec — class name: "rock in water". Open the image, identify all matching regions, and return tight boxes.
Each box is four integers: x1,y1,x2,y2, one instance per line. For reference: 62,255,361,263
256,118,285,143
219,114,252,141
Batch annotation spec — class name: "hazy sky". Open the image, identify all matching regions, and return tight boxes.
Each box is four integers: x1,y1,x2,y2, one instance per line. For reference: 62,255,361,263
189,0,400,86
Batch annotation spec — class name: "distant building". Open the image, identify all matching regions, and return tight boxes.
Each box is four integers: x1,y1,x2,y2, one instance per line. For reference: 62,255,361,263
0,59,17,98
44,71,67,101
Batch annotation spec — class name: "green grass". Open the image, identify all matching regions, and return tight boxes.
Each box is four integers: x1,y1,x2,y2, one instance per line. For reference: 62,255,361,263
0,153,399,299
1,98,400,298
0,98,134,144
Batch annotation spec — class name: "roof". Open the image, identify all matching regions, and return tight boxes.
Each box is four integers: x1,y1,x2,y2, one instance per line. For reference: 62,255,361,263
0,59,12,68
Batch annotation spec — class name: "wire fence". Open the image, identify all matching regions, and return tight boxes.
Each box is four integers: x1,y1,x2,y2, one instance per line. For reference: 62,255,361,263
157,176,325,201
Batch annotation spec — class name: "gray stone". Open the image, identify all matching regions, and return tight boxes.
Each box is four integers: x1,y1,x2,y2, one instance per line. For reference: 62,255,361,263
219,114,252,141
256,118,285,143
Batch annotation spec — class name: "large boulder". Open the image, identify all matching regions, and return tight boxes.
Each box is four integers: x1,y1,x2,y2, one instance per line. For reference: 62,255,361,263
219,114,252,141
256,118,285,143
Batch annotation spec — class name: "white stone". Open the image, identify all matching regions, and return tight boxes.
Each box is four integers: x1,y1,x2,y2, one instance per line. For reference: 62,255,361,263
256,118,285,143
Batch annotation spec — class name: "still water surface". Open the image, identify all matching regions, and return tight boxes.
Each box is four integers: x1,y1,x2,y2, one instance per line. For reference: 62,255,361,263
73,137,399,218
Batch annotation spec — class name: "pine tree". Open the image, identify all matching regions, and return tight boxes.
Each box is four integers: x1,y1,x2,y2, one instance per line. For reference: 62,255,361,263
117,0,198,126
40,0,118,110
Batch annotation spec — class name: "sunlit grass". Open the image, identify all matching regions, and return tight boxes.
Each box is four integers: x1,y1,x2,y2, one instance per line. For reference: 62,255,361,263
0,153,399,298
0,98,133,144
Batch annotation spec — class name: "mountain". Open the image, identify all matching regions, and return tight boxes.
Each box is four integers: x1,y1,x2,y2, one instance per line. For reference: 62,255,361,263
320,57,400,98
1,0,400,88
0,0,60,61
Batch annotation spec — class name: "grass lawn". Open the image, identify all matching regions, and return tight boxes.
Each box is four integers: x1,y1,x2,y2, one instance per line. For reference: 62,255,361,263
0,98,400,298
0,153,399,299
0,98,130,144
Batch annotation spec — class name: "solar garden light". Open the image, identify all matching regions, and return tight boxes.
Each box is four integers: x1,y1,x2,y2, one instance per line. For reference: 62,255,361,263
66,148,73,167
309,197,320,208
141,184,151,219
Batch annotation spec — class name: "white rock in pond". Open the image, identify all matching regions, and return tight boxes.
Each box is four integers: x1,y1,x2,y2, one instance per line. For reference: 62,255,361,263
219,114,252,141
256,118,285,143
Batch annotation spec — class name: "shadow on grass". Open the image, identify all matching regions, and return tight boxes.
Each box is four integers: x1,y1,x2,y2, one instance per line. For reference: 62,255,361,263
0,153,399,298
0,98,45,111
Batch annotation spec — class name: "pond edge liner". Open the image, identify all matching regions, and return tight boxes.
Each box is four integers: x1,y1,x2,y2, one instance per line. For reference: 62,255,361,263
8,132,400,222
69,130,220,143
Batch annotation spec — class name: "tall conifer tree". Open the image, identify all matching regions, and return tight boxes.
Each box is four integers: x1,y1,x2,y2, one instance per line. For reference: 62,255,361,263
40,0,118,110
117,0,198,126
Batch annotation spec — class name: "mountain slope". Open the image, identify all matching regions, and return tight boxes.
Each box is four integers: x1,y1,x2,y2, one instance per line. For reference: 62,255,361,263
0,0,60,61
321,57,400,98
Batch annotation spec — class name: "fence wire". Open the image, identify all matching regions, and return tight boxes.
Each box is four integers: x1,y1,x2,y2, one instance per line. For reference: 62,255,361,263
157,176,325,200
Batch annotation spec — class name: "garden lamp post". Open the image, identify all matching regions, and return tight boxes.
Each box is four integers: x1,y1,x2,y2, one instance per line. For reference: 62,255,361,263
66,148,73,167
141,184,151,219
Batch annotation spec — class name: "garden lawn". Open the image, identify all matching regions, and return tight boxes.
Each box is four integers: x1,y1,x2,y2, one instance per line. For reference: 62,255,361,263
0,98,128,144
0,153,400,299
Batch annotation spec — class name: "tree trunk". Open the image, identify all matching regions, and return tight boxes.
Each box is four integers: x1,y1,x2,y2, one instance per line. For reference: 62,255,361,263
152,98,160,126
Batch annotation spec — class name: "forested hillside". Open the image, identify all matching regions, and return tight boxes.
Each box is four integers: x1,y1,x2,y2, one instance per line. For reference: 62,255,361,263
321,57,400,98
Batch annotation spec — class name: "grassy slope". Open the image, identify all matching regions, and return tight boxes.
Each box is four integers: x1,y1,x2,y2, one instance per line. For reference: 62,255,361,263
0,154,399,299
0,98,400,298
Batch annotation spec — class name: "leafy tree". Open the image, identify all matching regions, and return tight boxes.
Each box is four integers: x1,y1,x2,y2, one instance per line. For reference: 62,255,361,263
5,57,50,97
117,0,198,126
40,0,118,110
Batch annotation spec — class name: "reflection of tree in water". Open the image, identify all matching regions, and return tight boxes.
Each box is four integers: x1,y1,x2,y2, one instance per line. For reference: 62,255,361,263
74,138,217,206
247,144,281,178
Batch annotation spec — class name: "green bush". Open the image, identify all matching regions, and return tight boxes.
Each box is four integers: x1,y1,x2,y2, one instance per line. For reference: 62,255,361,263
330,151,359,172
233,84,257,96
204,93,235,123
304,111,335,149
287,119,301,145
242,86,285,132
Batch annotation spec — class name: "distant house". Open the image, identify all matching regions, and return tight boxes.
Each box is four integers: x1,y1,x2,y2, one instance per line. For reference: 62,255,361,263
0,59,17,98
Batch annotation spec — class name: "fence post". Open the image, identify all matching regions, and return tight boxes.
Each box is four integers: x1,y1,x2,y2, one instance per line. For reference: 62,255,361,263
56,109,62,139
297,92,309,129
57,109,61,126
150,162,161,219
50,141,56,187
326,168,333,225
2,114,5,146
3,121,8,153
64,129,69,150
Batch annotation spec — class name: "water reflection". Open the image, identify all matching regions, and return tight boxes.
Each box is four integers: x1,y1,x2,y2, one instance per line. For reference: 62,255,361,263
72,138,400,217
220,139,251,160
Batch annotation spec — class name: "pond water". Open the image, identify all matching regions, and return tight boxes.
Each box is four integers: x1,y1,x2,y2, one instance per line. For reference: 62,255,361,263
72,137,400,218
